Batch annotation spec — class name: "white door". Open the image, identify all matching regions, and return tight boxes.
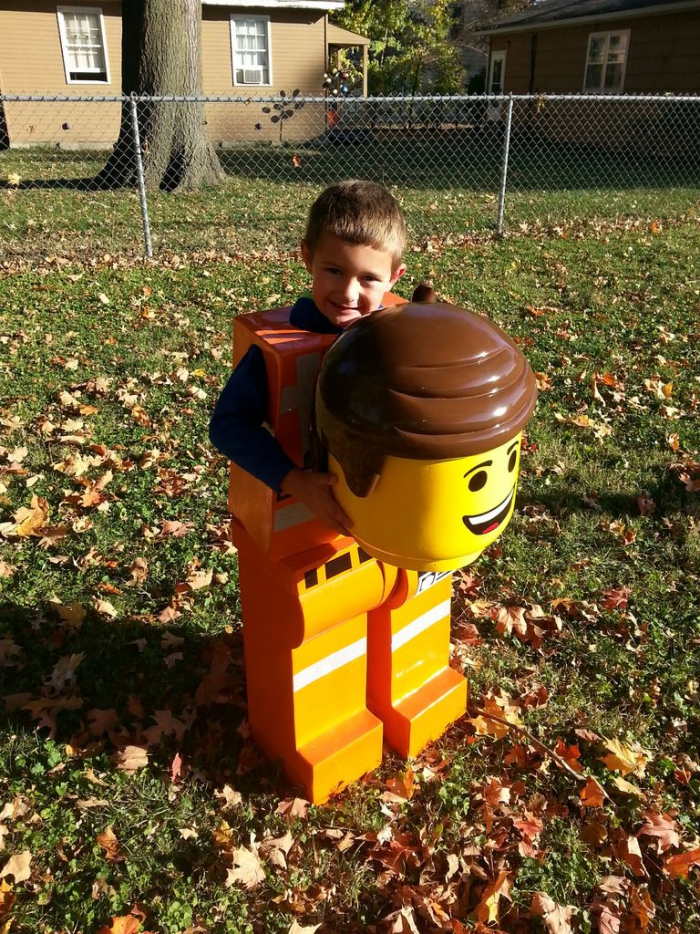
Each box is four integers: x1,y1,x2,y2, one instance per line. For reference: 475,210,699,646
487,51,507,121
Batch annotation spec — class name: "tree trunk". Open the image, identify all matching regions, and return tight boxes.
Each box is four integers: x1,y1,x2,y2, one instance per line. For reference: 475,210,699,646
96,0,225,191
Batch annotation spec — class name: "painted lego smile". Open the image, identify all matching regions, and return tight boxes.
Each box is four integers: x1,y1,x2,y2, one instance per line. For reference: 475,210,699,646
462,487,515,535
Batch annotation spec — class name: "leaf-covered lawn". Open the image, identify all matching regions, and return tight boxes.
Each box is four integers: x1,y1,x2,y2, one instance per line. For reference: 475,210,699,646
1,213,699,933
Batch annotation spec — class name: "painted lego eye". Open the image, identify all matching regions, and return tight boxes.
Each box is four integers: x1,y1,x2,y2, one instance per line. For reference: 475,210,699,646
508,450,518,472
468,470,488,492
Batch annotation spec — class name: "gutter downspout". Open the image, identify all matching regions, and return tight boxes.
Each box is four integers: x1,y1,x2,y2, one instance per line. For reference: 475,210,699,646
529,33,537,94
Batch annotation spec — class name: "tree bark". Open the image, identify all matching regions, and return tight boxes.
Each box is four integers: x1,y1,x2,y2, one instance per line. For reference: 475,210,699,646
96,0,225,191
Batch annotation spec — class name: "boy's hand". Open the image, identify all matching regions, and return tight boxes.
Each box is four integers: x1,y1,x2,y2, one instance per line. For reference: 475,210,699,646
281,468,353,536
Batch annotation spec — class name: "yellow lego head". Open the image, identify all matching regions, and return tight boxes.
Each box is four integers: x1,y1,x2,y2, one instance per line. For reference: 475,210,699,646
328,435,523,571
316,303,537,571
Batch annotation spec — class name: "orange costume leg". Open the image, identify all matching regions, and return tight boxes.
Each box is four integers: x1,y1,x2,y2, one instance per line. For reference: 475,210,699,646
366,570,467,758
236,527,397,804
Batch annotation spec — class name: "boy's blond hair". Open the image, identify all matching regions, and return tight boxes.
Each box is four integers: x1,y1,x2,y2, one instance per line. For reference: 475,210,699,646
303,180,407,270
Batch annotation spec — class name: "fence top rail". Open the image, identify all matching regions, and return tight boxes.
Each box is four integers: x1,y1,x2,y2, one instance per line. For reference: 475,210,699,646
2,92,700,105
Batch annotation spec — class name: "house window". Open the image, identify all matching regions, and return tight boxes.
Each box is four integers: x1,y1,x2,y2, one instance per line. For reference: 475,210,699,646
57,6,110,83
584,30,629,92
231,16,272,86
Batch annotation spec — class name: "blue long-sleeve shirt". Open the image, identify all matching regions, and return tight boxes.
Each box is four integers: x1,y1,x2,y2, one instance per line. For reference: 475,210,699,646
209,296,343,492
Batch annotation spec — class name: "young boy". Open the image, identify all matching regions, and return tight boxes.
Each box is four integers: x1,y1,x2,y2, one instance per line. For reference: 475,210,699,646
209,180,407,531
210,182,465,803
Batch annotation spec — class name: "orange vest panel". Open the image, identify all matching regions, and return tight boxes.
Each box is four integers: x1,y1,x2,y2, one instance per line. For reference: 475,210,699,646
227,297,406,561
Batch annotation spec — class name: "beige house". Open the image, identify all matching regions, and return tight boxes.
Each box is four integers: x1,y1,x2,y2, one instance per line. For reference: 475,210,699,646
475,0,700,149
0,0,369,147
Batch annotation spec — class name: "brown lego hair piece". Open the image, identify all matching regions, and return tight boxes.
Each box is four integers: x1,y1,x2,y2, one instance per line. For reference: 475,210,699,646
303,180,407,270
316,302,538,497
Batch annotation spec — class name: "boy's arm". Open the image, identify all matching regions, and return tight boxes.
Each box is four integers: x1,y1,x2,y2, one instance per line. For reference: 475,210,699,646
209,345,297,492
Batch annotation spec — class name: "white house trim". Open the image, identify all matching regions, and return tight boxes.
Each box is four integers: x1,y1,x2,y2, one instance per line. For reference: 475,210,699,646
205,1,344,10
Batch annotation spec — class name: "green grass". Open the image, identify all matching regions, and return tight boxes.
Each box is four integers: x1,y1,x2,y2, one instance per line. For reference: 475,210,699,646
1,195,699,933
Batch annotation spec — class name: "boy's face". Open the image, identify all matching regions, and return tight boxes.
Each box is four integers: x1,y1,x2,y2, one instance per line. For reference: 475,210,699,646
301,232,405,328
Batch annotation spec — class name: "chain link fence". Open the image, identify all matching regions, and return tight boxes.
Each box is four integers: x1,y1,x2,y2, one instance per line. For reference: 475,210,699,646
1,93,699,260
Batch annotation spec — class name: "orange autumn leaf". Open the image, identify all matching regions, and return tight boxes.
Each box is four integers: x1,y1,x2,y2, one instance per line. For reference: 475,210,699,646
474,870,511,924
384,767,416,802
12,496,49,537
600,737,650,777
95,915,143,934
0,879,15,919
580,776,607,808
663,846,700,879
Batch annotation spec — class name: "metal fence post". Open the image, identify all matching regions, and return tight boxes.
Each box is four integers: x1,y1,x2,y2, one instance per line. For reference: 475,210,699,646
129,93,153,258
497,93,514,236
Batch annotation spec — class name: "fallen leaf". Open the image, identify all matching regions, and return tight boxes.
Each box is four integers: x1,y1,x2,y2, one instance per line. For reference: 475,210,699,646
636,811,680,853
111,745,148,774
0,879,15,917
95,915,141,934
530,892,576,933
0,850,31,883
96,827,124,863
664,846,700,878
580,776,607,807
226,845,265,889
276,798,310,820
600,738,649,777
259,831,294,868
474,870,511,924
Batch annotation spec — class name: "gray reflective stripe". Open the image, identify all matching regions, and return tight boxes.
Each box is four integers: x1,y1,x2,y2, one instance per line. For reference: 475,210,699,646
273,500,315,531
279,352,322,455
293,637,367,692
392,598,452,652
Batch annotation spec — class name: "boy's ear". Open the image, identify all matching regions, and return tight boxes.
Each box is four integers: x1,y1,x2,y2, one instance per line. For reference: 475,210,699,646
390,263,407,286
300,240,313,273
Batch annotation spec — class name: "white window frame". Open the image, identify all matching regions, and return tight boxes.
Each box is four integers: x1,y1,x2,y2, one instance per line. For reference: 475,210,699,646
57,6,110,85
583,30,630,93
230,15,273,87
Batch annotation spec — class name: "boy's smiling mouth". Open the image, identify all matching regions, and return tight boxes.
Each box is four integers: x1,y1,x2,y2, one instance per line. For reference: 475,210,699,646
462,487,514,535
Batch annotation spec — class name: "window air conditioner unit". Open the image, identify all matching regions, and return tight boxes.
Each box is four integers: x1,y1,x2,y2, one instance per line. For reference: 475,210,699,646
242,67,263,84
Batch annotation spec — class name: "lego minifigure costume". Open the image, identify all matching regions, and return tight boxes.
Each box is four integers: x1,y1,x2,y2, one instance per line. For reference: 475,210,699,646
212,296,467,803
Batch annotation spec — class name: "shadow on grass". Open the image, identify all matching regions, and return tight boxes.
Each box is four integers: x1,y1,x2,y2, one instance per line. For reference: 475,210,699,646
2,128,698,194
0,599,291,798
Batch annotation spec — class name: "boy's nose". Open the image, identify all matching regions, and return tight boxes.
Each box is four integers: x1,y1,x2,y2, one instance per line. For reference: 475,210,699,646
340,279,361,303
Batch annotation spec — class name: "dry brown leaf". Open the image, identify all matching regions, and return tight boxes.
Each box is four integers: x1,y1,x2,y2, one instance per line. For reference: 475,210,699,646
530,892,576,933
226,845,265,890
111,745,148,774
186,568,213,591
637,811,680,853
94,599,118,619
259,831,294,868
276,798,310,820
0,879,15,918
50,652,85,690
0,850,31,883
96,827,124,863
